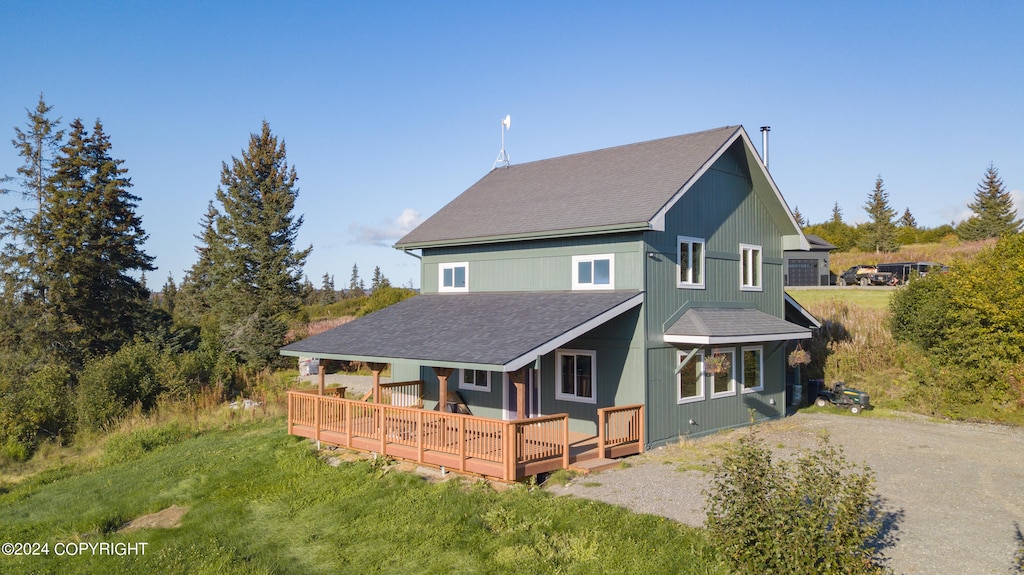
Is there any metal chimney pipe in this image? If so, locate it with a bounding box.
[760,126,770,170]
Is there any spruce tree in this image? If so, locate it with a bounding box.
[176,202,224,325]
[319,272,336,305]
[792,206,806,228]
[348,263,365,298]
[1,95,64,306]
[899,208,917,228]
[42,119,154,362]
[370,266,389,292]
[830,202,844,224]
[957,164,1022,240]
[860,176,898,253]
[197,121,311,368]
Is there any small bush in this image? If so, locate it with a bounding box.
[1,437,29,463]
[77,343,166,431]
[704,433,887,574]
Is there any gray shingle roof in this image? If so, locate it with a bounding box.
[664,307,811,345]
[280,291,643,371]
[395,126,740,248]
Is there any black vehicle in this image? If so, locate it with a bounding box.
[875,261,947,285]
[836,264,892,287]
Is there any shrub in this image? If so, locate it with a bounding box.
[77,342,166,431]
[704,433,887,575]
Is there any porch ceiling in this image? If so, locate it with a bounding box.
[280,291,644,372]
[664,306,812,345]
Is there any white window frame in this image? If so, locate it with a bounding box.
[555,349,597,404]
[438,262,469,292]
[677,236,706,289]
[459,368,491,392]
[740,244,762,291]
[571,254,615,290]
[677,349,705,404]
[709,348,737,399]
[741,345,764,393]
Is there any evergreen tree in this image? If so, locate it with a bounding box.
[370,266,389,292]
[0,95,64,307]
[176,202,223,324]
[792,206,806,228]
[160,273,177,314]
[348,263,365,298]
[860,175,898,253]
[319,272,336,305]
[899,208,917,228]
[830,202,844,224]
[957,164,1022,241]
[195,121,310,368]
[41,118,155,362]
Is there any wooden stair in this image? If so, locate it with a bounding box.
[569,457,620,474]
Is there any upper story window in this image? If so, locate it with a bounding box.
[572,254,614,290]
[555,349,597,404]
[740,244,762,291]
[459,369,490,392]
[439,262,468,292]
[678,236,705,289]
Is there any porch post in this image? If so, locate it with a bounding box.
[509,367,527,420]
[433,367,454,411]
[318,359,327,395]
[367,362,387,403]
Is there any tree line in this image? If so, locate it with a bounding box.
[0,96,407,459]
[794,169,1021,253]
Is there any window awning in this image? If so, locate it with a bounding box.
[664,307,812,346]
[280,291,644,373]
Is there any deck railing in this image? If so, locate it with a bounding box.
[287,391,569,481]
[597,404,645,458]
[378,380,424,407]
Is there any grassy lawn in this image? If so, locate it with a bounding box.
[0,418,727,575]
[786,287,894,310]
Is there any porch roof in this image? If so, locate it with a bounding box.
[280,290,644,372]
[664,307,812,345]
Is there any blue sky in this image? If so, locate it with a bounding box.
[2,1,1022,289]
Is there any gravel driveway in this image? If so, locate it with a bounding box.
[551,411,1024,575]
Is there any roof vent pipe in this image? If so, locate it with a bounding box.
[760,126,770,170]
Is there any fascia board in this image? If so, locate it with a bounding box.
[394,222,651,250]
[664,331,811,345]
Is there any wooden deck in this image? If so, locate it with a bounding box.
[287,389,644,482]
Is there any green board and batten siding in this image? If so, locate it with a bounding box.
[643,142,788,446]
[420,235,646,293]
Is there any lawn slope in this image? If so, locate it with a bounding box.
[0,418,726,575]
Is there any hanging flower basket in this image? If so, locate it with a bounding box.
[705,353,731,375]
[788,344,811,367]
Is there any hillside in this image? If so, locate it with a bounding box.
[829,238,996,275]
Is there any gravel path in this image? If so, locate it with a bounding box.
[551,411,1024,575]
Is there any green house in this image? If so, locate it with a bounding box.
[281,125,815,479]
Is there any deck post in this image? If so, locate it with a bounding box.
[318,359,326,395]
[432,367,454,411]
[597,408,606,458]
[345,401,353,449]
[368,362,387,403]
[287,393,293,435]
[562,416,570,470]
[505,422,515,481]
[379,406,387,456]
[458,416,466,472]
[509,367,527,420]
[638,405,645,454]
[314,395,321,444]
[416,410,424,463]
